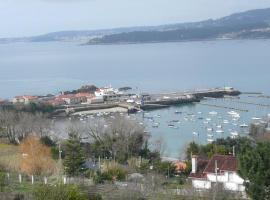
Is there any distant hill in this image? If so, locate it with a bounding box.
[87,8,270,44]
[1,8,270,44]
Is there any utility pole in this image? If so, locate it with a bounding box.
[213,160,218,200]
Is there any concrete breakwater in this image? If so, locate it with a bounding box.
[51,88,241,117]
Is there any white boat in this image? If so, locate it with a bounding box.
[168,124,175,128]
[252,117,261,120]
[126,99,135,103]
[216,125,222,129]
[192,132,198,136]
[209,111,218,115]
[216,129,224,133]
[152,123,159,128]
[240,123,249,128]
[207,134,214,137]
[223,120,229,124]
[230,131,239,137]
[203,121,209,124]
[207,128,213,132]
[207,138,214,143]
[206,118,211,121]
[228,111,238,115]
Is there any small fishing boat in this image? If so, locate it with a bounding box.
[168,124,175,128]
[209,111,218,115]
[192,132,198,136]
[207,128,213,132]
[230,131,239,136]
[216,125,222,129]
[240,123,248,128]
[216,129,224,133]
[175,111,182,114]
[207,138,214,143]
[252,117,261,120]
[223,120,229,124]
[152,123,159,128]
[207,134,214,137]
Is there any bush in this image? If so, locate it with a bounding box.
[93,167,127,183]
[101,167,127,181]
[32,184,88,200]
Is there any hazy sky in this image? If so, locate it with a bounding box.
[1,0,270,38]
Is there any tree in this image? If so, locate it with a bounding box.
[0,110,51,143]
[20,136,55,175]
[63,130,86,177]
[238,142,270,200]
[86,117,148,163]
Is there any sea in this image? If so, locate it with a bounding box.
[1,39,270,158]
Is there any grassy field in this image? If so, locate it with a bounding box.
[0,143,20,171]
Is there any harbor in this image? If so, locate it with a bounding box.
[50,86,241,117]
[3,84,270,158]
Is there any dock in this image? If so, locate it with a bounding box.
[50,87,241,117]
[140,87,241,110]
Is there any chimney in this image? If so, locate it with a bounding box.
[192,155,198,173]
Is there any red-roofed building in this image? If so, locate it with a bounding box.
[173,161,187,173]
[47,99,66,106]
[12,95,38,104]
[75,93,95,103]
[188,154,245,192]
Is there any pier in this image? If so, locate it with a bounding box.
[140,87,241,110]
[50,87,241,117]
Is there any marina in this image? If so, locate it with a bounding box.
[52,91,270,159]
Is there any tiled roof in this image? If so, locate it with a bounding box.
[204,155,237,174]
[75,93,94,98]
[189,154,237,179]
[189,159,208,179]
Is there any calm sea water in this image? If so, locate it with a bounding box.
[1,40,270,158]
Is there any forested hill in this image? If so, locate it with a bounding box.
[87,8,270,45]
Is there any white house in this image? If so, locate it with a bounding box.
[12,96,38,104]
[189,154,245,192]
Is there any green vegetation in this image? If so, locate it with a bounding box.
[238,142,270,200]
[63,131,86,177]
[32,184,88,200]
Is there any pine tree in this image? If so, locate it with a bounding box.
[63,131,86,177]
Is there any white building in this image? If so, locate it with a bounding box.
[95,86,115,97]
[189,155,245,192]
[12,96,38,104]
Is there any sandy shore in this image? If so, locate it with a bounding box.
[71,107,128,115]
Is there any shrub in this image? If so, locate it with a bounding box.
[32,184,88,200]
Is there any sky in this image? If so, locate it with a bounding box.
[1,0,270,38]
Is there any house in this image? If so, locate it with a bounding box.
[47,99,66,106]
[189,154,245,192]
[87,96,104,104]
[75,93,94,103]
[12,96,38,104]
[0,98,7,106]
[57,94,81,105]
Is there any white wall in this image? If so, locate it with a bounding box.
[192,180,211,189]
